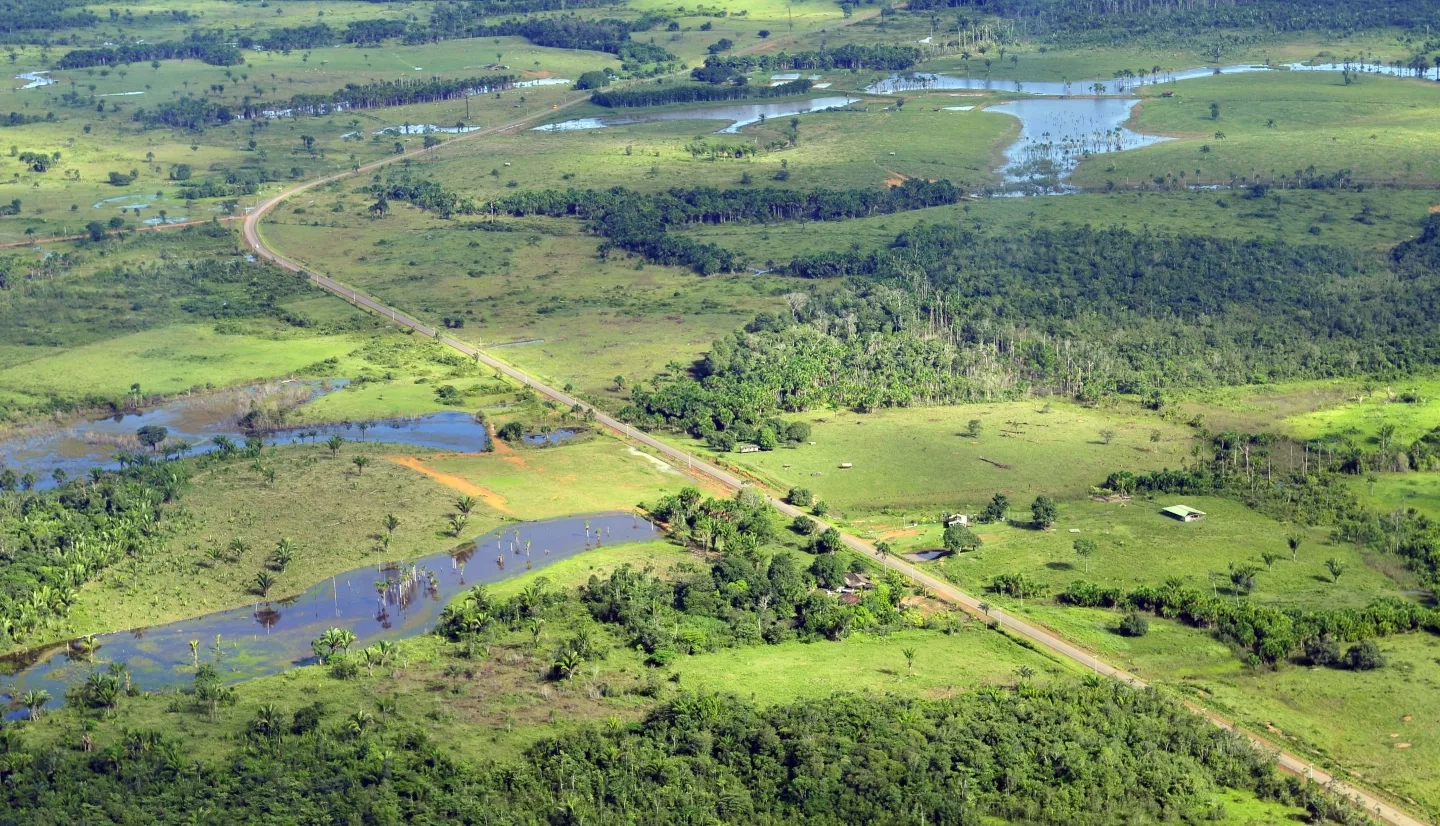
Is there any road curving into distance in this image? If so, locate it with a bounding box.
[242,84,1430,826]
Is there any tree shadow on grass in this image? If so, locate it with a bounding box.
[1045,561,1074,571]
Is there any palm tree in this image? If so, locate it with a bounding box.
[107,661,132,693]
[384,513,400,537]
[253,570,278,598]
[228,537,251,561]
[251,703,285,743]
[449,513,469,537]
[455,495,476,515]
[270,538,296,571]
[346,709,375,737]
[902,647,917,676]
[327,435,344,456]
[188,639,201,668]
[1325,558,1346,583]
[362,646,384,676]
[352,455,370,475]
[21,689,51,720]
[1286,533,1302,561]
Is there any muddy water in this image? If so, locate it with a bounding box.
[1,512,659,716]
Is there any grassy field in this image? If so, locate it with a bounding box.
[915,495,1407,611]
[1020,604,1440,821]
[1071,70,1440,187]
[51,433,702,646]
[258,204,806,400]
[680,399,1197,519]
[417,101,1017,198]
[0,37,605,244]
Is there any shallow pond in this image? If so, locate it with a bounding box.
[0,385,490,489]
[1,512,659,715]
[533,95,856,134]
[987,97,1169,184]
[522,428,581,446]
[15,71,54,90]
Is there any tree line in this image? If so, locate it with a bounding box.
[371,176,965,273]
[592,78,813,108]
[692,43,921,80]
[1,0,97,35]
[54,33,242,69]
[1061,577,1435,669]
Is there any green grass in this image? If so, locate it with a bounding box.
[1018,605,1440,821]
[258,204,804,400]
[674,623,1073,705]
[1071,70,1440,188]
[0,323,355,406]
[682,399,1196,519]
[917,495,1405,612]
[1352,473,1440,521]
[426,101,1015,198]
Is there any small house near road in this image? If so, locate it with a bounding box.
[1162,505,1207,522]
[945,513,970,527]
[843,572,873,590]
[738,443,761,454]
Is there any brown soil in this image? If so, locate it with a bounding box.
[388,455,512,514]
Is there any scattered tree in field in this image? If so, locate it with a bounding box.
[1209,102,1219,120]
[384,513,400,537]
[943,522,981,554]
[792,514,818,535]
[1286,534,1302,561]
[1345,639,1384,670]
[1118,610,1149,637]
[1031,495,1057,529]
[270,538,297,571]
[327,435,344,456]
[1073,537,1097,573]
[1099,428,1115,445]
[1260,551,1283,571]
[812,500,829,517]
[456,495,476,515]
[253,571,278,598]
[902,646,917,676]
[966,418,982,437]
[1325,557,1346,583]
[786,487,814,507]
[1228,562,1260,595]
[352,455,370,474]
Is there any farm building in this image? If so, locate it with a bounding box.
[738,444,761,453]
[1162,505,1207,522]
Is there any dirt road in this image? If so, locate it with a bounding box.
[240,73,1429,826]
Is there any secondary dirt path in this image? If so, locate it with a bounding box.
[239,60,1429,826]
[386,455,511,514]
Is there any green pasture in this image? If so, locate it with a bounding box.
[0,323,355,409]
[1352,473,1440,521]
[1071,71,1440,187]
[917,495,1405,612]
[1280,377,1440,446]
[690,399,1195,517]
[0,38,601,244]
[915,37,1412,85]
[682,187,1437,261]
[408,100,1015,199]
[1021,604,1440,821]
[258,204,803,399]
[674,623,1073,705]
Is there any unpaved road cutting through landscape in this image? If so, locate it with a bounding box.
[242,78,1430,826]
